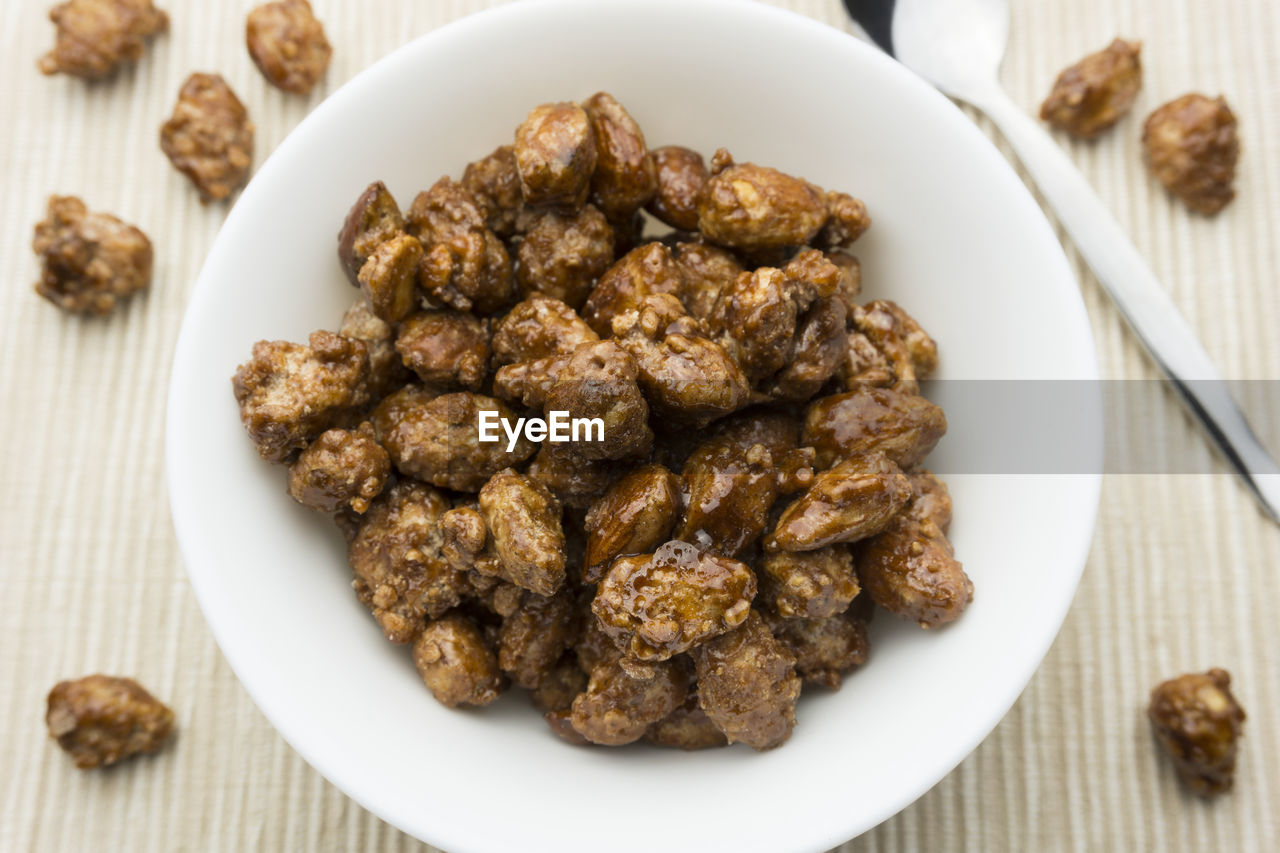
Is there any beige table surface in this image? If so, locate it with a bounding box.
[2,0,1278,850]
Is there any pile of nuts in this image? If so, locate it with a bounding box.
[231,91,972,751]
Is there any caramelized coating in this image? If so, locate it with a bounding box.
[38,0,168,79]
[407,177,514,314]
[581,242,685,336]
[569,658,688,746]
[803,386,947,470]
[478,469,566,597]
[160,73,254,203]
[232,331,369,463]
[530,655,589,712]
[814,191,871,250]
[516,205,614,308]
[648,146,709,232]
[612,294,751,426]
[348,481,464,642]
[768,295,848,401]
[238,94,969,749]
[583,464,682,582]
[767,610,869,689]
[440,505,492,573]
[372,389,535,491]
[461,145,525,237]
[574,605,625,673]
[711,249,841,382]
[287,423,389,514]
[1142,94,1240,215]
[675,413,802,556]
[514,102,597,209]
[673,241,743,322]
[46,675,174,769]
[337,181,405,287]
[767,453,911,551]
[490,294,598,366]
[339,298,410,401]
[395,309,489,389]
[908,469,953,531]
[526,444,621,509]
[412,614,503,708]
[848,300,939,394]
[593,540,756,662]
[583,92,657,220]
[245,0,331,95]
[495,339,653,461]
[758,546,860,619]
[644,690,728,750]
[1040,39,1142,139]
[856,471,971,628]
[357,231,422,324]
[498,589,578,689]
[827,250,862,307]
[693,612,800,750]
[31,195,152,316]
[697,155,829,251]
[1148,669,1247,796]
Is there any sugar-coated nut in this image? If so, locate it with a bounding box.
[348,481,465,643]
[514,102,597,209]
[593,540,757,662]
[1142,94,1240,215]
[160,73,254,202]
[583,464,681,581]
[697,160,828,251]
[38,0,168,79]
[693,612,800,750]
[767,454,912,551]
[804,386,947,470]
[412,614,503,708]
[647,146,709,232]
[1040,38,1142,139]
[232,330,370,463]
[32,195,153,315]
[855,472,972,628]
[337,181,405,287]
[287,424,389,514]
[246,0,332,94]
[479,469,567,597]
[1148,668,1246,796]
[46,675,175,769]
[569,658,687,746]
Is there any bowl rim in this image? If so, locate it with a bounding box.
[166,1,1102,850]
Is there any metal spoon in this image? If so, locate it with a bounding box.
[842,0,1280,523]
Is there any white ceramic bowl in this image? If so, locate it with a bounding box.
[166,1,1101,850]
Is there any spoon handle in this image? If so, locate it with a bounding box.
[964,85,1280,522]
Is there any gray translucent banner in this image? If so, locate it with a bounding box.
[920,380,1280,474]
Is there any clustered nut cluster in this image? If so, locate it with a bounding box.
[31,0,333,316]
[230,90,974,752]
[1039,38,1241,215]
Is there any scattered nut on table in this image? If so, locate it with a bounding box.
[160,73,255,202]
[46,675,175,769]
[38,0,168,80]
[1148,668,1246,796]
[1040,38,1143,139]
[1142,93,1240,215]
[246,0,332,95]
[32,195,153,315]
